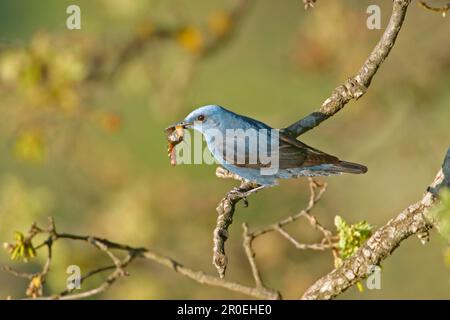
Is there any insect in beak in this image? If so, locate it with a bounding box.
[165,124,188,166]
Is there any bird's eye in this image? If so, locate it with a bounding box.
[197,115,205,121]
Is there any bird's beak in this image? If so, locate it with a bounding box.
[164,121,193,133]
[179,121,194,129]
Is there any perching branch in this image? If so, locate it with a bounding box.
[302,147,450,300]
[213,171,339,278]
[283,0,411,137]
[213,171,260,278]
[212,0,412,278]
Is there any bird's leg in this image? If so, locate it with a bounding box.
[242,185,266,196]
[230,184,265,207]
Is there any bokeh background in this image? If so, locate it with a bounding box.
[0,0,449,299]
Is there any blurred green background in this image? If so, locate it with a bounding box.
[0,0,449,299]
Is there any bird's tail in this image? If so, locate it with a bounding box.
[330,160,368,174]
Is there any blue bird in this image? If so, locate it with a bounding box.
[171,105,367,186]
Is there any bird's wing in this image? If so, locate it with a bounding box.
[277,133,339,169]
[218,131,339,169]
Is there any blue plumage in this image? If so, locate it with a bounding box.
[175,105,367,186]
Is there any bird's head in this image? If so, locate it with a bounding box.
[176,105,226,134]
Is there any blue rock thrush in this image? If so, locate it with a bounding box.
[169,105,367,186]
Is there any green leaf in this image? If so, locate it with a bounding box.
[7,231,37,262]
[335,215,373,260]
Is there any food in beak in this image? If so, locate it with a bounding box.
[165,125,185,165]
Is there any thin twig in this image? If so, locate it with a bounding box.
[248,179,337,258]
[0,265,34,280]
[418,1,449,17]
[250,179,328,238]
[53,254,135,300]
[274,226,332,251]
[284,0,412,137]
[140,249,280,300]
[2,221,280,300]
[58,265,117,297]
[242,223,264,288]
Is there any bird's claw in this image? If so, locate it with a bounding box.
[229,185,265,207]
[230,187,249,206]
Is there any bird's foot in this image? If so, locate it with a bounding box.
[229,185,265,207]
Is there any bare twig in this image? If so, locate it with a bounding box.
[54,254,135,300]
[55,230,280,299]
[58,264,117,297]
[284,0,412,137]
[140,248,280,300]
[251,179,328,238]
[302,147,450,300]
[0,265,34,280]
[248,179,337,256]
[274,226,333,251]
[2,220,280,300]
[242,223,264,288]
[418,1,449,17]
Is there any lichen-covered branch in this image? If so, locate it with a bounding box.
[214,173,339,280]
[302,147,450,300]
[284,0,412,137]
[213,169,260,278]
